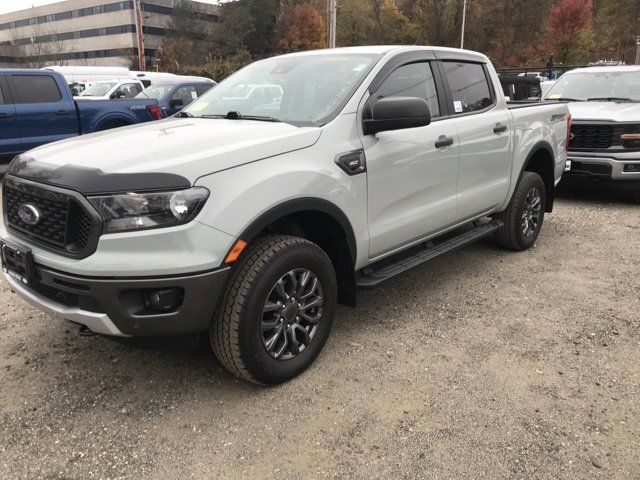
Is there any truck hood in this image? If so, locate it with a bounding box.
[11,118,322,193]
[568,101,640,123]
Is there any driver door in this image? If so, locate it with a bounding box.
[360,61,460,258]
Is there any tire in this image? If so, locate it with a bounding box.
[494,171,546,251]
[210,235,337,385]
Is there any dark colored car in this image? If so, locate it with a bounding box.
[137,81,215,117]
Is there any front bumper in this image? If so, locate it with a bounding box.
[4,264,230,337]
[566,153,640,184]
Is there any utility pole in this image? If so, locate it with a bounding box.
[327,0,336,48]
[133,0,146,71]
[460,0,467,49]
[635,36,640,65]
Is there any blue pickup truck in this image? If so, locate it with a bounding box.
[0,69,162,160]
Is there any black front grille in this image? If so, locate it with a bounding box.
[569,124,614,149]
[3,177,100,257]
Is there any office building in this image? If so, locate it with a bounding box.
[0,0,219,68]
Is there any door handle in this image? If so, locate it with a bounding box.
[55,109,71,115]
[0,112,13,119]
[493,124,507,134]
[435,136,454,149]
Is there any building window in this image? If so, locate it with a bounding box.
[55,11,73,21]
[57,32,75,41]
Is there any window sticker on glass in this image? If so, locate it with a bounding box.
[189,101,209,112]
[191,91,197,100]
[454,100,463,113]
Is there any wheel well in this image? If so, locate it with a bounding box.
[98,119,131,131]
[523,147,555,212]
[246,210,357,307]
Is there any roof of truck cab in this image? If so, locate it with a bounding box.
[1,69,62,74]
[281,45,487,59]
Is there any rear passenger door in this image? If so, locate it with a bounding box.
[0,75,21,158]
[8,73,77,151]
[438,60,512,220]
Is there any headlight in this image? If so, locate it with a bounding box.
[88,187,209,234]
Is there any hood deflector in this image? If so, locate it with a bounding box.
[7,156,191,195]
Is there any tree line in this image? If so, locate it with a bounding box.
[159,0,640,80]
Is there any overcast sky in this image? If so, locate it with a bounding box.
[0,0,220,15]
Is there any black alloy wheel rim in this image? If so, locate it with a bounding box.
[261,268,324,360]
[521,187,542,238]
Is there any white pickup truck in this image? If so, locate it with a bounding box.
[543,66,640,193]
[0,46,570,384]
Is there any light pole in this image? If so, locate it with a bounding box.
[327,0,336,48]
[460,0,467,49]
[133,0,146,71]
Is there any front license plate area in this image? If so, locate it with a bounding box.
[1,241,36,285]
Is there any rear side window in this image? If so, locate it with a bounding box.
[12,75,62,104]
[195,84,213,96]
[442,62,493,114]
[172,86,197,104]
[373,62,440,118]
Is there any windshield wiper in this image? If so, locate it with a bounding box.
[175,111,193,118]
[200,111,282,122]
[547,97,584,102]
[587,97,635,102]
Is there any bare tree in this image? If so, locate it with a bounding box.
[46,25,78,66]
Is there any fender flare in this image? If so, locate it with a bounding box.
[238,197,357,265]
[92,113,136,132]
[518,140,556,212]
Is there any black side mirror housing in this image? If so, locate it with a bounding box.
[363,96,431,135]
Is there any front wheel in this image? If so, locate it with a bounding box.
[210,235,337,385]
[494,171,546,251]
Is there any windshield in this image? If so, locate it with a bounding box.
[544,70,640,101]
[79,82,117,97]
[183,53,381,126]
[137,84,175,100]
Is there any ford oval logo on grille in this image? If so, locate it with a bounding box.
[18,203,41,226]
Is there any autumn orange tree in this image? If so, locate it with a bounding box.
[158,0,639,76]
[277,3,326,53]
[545,0,594,63]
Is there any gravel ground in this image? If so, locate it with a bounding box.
[0,188,638,480]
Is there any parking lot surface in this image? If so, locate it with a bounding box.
[0,189,638,480]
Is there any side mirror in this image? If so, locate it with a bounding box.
[170,98,184,109]
[363,96,431,135]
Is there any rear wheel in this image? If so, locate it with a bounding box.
[210,235,337,385]
[494,171,546,251]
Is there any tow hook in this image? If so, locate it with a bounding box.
[78,324,97,337]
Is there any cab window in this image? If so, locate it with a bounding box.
[442,62,493,114]
[371,62,440,118]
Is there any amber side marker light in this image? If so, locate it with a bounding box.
[621,134,640,140]
[225,239,247,263]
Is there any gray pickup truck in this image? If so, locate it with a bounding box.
[543,66,640,193]
[1,46,570,384]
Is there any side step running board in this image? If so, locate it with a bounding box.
[357,219,503,289]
